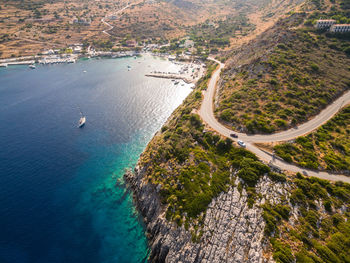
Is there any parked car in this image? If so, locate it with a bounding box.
[237,140,246,147]
[230,133,238,138]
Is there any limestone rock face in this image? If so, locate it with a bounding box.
[125,166,287,263]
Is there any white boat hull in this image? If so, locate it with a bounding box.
[78,116,86,128]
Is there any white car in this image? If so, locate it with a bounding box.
[237,140,246,147]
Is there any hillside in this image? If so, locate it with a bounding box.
[124,14,350,260]
[0,0,134,57]
[272,105,350,172]
[214,0,350,134]
[125,59,350,262]
[0,0,304,58]
[0,0,256,57]
[118,0,350,261]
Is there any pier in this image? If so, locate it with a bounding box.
[38,57,76,64]
[0,60,35,67]
[145,73,194,83]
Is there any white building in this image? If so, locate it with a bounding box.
[184,39,194,48]
[72,18,91,25]
[315,19,336,29]
[73,46,82,53]
[42,49,55,55]
[330,24,350,33]
[108,15,117,20]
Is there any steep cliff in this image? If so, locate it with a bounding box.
[126,165,290,263]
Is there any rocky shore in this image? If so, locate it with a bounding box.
[125,163,290,263]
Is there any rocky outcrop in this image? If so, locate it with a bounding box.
[125,165,289,263]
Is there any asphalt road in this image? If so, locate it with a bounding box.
[199,58,350,183]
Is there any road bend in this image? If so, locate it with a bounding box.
[199,58,350,183]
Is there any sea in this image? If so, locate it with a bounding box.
[0,55,192,263]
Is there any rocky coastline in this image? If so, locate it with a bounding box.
[125,163,290,263]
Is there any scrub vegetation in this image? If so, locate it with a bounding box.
[274,105,350,172]
[215,2,350,134]
[263,173,350,263]
[139,60,286,236]
[134,1,350,257]
[189,14,255,53]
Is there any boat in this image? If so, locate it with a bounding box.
[29,64,36,69]
[174,81,179,85]
[78,109,86,128]
[78,116,86,128]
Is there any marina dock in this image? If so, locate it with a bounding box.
[38,57,76,64]
[145,73,193,83]
[0,60,35,67]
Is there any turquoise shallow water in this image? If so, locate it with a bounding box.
[0,55,191,263]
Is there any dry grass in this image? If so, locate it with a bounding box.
[215,15,350,134]
[0,0,131,58]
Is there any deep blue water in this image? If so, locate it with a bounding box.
[0,55,191,263]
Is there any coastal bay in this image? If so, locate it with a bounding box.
[0,55,192,263]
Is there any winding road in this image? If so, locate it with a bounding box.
[101,1,144,36]
[199,59,350,183]
[101,4,132,36]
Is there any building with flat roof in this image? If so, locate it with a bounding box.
[315,19,336,29]
[72,18,91,25]
[330,24,350,33]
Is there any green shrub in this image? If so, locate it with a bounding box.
[217,138,232,153]
[324,200,332,212]
[314,241,341,263]
[310,63,320,72]
[268,172,287,182]
[275,119,288,128]
[295,250,316,263]
[190,114,203,129]
[220,109,234,122]
[237,158,270,186]
[271,239,294,263]
[270,78,278,85]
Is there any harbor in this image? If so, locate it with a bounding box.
[145,62,205,84]
[145,73,193,83]
[0,60,35,67]
[0,55,78,67]
[0,43,205,80]
[0,48,140,68]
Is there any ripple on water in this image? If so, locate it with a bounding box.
[0,56,192,263]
